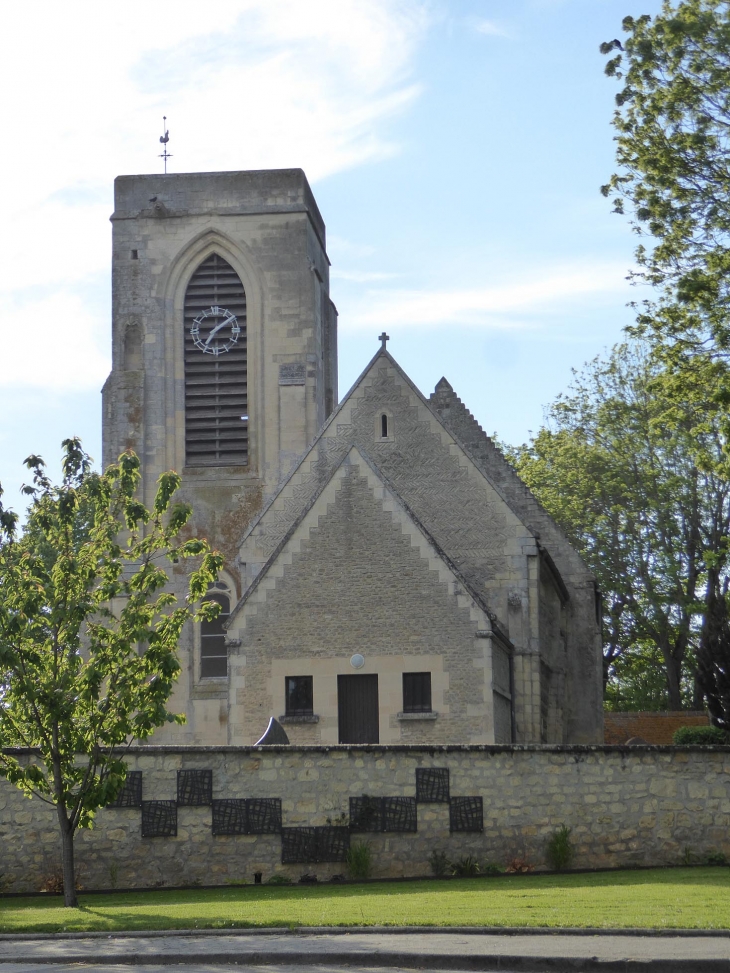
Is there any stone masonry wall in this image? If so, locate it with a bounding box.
[229,456,494,745]
[1,745,728,893]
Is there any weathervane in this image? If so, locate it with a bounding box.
[159,116,172,174]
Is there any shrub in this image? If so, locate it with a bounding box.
[673,725,729,745]
[706,851,729,866]
[266,874,292,885]
[546,825,574,871]
[482,862,504,875]
[451,855,480,878]
[428,850,450,878]
[346,841,373,880]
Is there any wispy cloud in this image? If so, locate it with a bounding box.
[343,262,633,330]
[473,19,511,38]
[0,0,432,393]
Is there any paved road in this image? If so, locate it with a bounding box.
[2,931,730,971]
[0,966,444,973]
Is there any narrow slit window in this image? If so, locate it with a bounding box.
[381,414,388,438]
[200,592,230,678]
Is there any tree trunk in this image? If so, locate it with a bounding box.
[56,804,78,908]
[665,654,683,711]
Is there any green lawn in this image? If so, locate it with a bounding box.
[1,868,729,933]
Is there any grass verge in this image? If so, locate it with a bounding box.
[1,868,729,933]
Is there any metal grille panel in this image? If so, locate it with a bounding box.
[416,768,450,803]
[109,771,142,808]
[247,798,282,834]
[449,796,483,833]
[349,796,417,833]
[349,796,382,832]
[315,827,350,862]
[212,799,247,835]
[281,826,349,863]
[177,769,213,806]
[281,827,317,864]
[382,797,417,832]
[141,801,177,837]
[184,253,248,466]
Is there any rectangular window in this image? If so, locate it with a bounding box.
[200,593,230,678]
[285,675,314,716]
[402,671,432,713]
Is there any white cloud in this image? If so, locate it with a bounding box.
[474,19,510,38]
[0,0,430,392]
[0,293,109,391]
[343,262,633,330]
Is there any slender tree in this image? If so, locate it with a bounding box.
[0,440,221,906]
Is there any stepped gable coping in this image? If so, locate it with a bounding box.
[429,378,594,583]
[227,443,512,650]
[237,347,541,556]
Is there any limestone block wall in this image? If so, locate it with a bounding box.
[229,456,503,746]
[2,745,729,894]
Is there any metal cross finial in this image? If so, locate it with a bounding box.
[159,116,172,174]
[379,332,390,350]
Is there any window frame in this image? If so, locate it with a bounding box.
[199,582,231,680]
[402,671,432,714]
[285,675,314,717]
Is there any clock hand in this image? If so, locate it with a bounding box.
[203,315,231,347]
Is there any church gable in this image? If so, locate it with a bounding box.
[227,447,506,746]
[239,350,536,621]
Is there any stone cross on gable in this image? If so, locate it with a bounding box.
[379,332,389,350]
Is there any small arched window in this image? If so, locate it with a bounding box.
[200,583,231,678]
[376,410,393,442]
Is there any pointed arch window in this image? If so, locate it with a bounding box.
[184,253,248,466]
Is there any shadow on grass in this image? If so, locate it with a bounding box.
[0,868,727,934]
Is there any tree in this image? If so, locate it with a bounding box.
[601,0,730,333]
[0,440,222,906]
[601,1,730,721]
[507,343,730,710]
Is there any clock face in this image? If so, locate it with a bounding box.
[190,306,241,356]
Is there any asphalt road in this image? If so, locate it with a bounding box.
[3,930,730,971]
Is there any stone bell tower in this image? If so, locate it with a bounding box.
[102,168,338,564]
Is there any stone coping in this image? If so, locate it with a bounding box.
[3,743,730,756]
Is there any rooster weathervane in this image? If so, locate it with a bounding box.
[159,116,172,174]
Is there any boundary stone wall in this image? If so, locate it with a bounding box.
[1,744,729,892]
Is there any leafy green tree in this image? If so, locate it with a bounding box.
[0,440,221,906]
[601,0,730,329]
[508,343,730,711]
[601,1,730,721]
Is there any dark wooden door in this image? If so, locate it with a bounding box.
[338,674,379,744]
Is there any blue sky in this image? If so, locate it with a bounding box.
[0,0,664,509]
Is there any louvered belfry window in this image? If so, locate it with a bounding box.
[184,254,248,466]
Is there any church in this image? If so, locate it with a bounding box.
[102,168,603,748]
